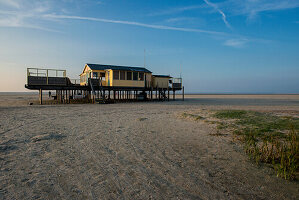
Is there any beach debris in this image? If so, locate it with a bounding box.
[0,144,17,153]
[31,133,66,142]
[138,117,147,121]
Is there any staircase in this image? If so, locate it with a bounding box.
[159,90,167,101]
[88,78,106,103]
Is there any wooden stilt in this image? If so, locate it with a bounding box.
[66,90,68,104]
[56,90,58,103]
[158,89,161,100]
[151,87,153,100]
[167,88,170,101]
[173,90,175,101]
[39,89,43,105]
[60,90,62,103]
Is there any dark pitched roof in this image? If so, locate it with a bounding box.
[153,75,172,78]
[87,63,152,73]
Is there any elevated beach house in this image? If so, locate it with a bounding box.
[25,63,183,104]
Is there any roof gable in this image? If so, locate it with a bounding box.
[86,63,152,73]
[81,64,91,74]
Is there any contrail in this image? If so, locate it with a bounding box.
[43,14,229,36]
[203,0,231,29]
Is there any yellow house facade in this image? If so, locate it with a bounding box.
[80,64,152,88]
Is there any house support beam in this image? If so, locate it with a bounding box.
[173,90,175,101]
[39,89,43,105]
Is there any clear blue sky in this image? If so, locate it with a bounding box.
[0,0,298,93]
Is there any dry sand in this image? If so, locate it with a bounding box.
[0,93,299,199]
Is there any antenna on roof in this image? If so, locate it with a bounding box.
[144,49,146,68]
[180,61,182,79]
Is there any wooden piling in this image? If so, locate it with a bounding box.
[39,89,43,105]
[60,90,63,103]
[173,90,175,101]
[158,89,161,100]
[151,87,153,100]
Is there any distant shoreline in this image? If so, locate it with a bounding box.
[184,93,299,95]
[0,92,298,95]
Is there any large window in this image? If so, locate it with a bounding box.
[139,72,144,81]
[133,72,138,80]
[127,72,132,80]
[93,72,98,78]
[120,71,125,80]
[113,70,119,80]
[100,72,106,81]
[100,72,105,77]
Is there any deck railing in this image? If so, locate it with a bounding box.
[171,78,182,89]
[27,68,68,86]
[70,79,80,85]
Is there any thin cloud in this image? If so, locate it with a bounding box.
[0,0,20,8]
[0,13,61,32]
[149,5,205,16]
[224,0,299,20]
[224,38,248,48]
[43,14,228,36]
[0,1,60,32]
[203,0,231,29]
[165,17,197,23]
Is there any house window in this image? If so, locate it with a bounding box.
[139,72,144,81]
[100,72,105,77]
[127,72,132,80]
[133,72,138,80]
[120,71,125,80]
[113,70,119,80]
[100,72,106,81]
[93,72,98,78]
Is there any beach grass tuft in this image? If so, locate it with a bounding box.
[214,110,299,180]
[181,113,204,121]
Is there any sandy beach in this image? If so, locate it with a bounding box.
[0,93,298,199]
